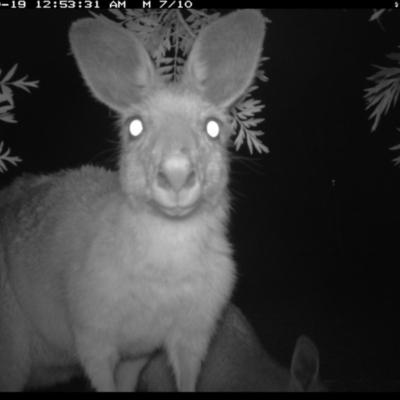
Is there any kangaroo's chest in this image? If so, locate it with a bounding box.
[73,211,233,354]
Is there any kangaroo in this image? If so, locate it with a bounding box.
[138,303,326,392]
[0,10,266,392]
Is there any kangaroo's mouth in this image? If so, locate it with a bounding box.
[157,204,198,218]
[152,179,202,217]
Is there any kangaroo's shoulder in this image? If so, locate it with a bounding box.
[0,167,118,233]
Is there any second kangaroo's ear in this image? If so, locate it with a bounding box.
[183,10,266,108]
[69,18,157,113]
[290,336,320,391]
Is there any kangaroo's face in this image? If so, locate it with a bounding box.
[69,11,265,219]
[118,88,231,218]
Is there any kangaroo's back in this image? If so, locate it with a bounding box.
[0,11,266,392]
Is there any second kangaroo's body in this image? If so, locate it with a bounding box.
[139,304,326,392]
[0,10,266,392]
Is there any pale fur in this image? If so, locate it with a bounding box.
[0,10,265,392]
[138,304,326,392]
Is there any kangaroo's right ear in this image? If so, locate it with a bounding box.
[183,10,266,108]
[69,18,158,113]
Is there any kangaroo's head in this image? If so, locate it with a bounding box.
[69,10,265,219]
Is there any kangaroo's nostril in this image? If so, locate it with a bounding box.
[156,171,170,190]
[185,170,196,189]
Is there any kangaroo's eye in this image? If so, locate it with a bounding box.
[129,118,144,138]
[206,119,220,139]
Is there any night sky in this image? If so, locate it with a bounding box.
[1,8,399,391]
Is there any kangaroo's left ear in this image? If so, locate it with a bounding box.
[182,10,266,108]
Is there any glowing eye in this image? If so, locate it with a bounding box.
[206,120,220,138]
[129,118,144,137]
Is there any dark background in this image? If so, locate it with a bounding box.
[1,8,399,392]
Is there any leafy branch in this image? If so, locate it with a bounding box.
[0,64,39,172]
[365,9,400,166]
[0,64,39,123]
[90,9,271,154]
[365,52,400,132]
[0,141,21,172]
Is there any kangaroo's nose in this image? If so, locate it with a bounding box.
[157,155,196,193]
